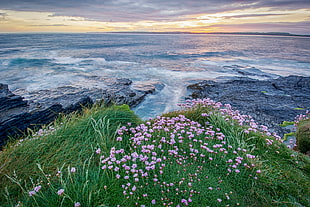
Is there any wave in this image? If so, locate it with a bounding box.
[8,58,50,67]
[143,50,245,60]
[53,56,107,65]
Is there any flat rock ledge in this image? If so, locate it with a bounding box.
[187,75,310,137]
[0,78,163,147]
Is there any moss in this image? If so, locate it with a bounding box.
[279,121,295,127]
[283,132,295,141]
[296,119,310,153]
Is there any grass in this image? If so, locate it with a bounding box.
[0,99,309,207]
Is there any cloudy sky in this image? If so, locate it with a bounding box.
[0,0,309,34]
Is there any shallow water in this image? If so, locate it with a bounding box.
[1,33,309,119]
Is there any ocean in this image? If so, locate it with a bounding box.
[0,33,309,119]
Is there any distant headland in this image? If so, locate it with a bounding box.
[106,31,310,37]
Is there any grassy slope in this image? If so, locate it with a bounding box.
[0,100,309,207]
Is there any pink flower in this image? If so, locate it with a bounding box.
[70,167,76,173]
[132,185,137,191]
[34,185,41,192]
[181,199,188,205]
[116,137,122,141]
[96,148,101,154]
[151,200,156,204]
[29,190,36,196]
[57,189,65,196]
[74,202,81,207]
[256,170,262,174]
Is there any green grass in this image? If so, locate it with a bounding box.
[0,100,309,207]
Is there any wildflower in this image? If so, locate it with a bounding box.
[181,199,188,205]
[132,185,137,192]
[56,170,62,177]
[70,167,76,173]
[96,148,101,154]
[29,190,36,196]
[57,189,65,196]
[217,198,222,202]
[116,137,122,141]
[34,185,41,192]
[74,202,81,207]
[256,170,262,174]
[151,200,156,204]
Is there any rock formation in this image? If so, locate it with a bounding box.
[187,75,310,136]
[0,78,163,147]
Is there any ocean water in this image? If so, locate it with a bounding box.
[0,33,309,119]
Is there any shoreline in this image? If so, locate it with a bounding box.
[1,75,309,148]
[187,75,310,137]
[0,78,162,147]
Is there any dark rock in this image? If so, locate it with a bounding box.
[187,75,310,136]
[0,78,162,147]
[0,84,28,120]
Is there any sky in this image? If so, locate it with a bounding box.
[0,0,309,34]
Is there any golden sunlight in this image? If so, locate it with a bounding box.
[0,7,309,33]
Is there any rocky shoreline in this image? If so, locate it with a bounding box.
[0,78,163,147]
[187,75,310,137]
[1,75,309,148]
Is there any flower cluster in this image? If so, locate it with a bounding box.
[13,125,59,148]
[294,110,310,125]
[99,112,261,206]
[179,98,282,143]
[28,185,42,196]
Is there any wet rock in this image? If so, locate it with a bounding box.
[187,75,310,136]
[0,78,162,147]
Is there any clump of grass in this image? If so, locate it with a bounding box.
[295,111,310,154]
[0,99,309,206]
[0,104,141,205]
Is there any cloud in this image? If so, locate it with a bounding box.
[1,0,309,22]
[223,13,288,19]
[30,24,68,27]
[0,12,8,21]
[205,21,310,35]
[0,0,309,34]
